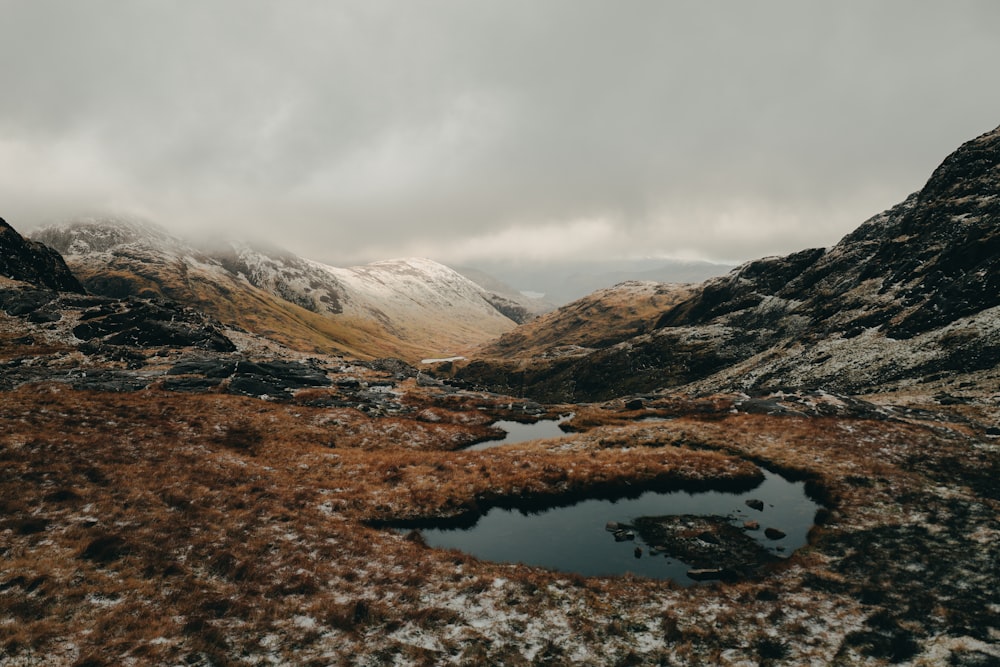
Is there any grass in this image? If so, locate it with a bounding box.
[0,376,997,665]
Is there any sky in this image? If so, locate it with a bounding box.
[2,1,1000,267]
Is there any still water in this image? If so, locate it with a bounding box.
[464,414,573,450]
[411,469,820,584]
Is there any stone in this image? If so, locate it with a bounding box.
[624,398,645,411]
[745,499,765,512]
[0,218,85,292]
[0,288,58,316]
[228,375,289,398]
[743,521,760,531]
[764,527,787,540]
[26,309,62,323]
[162,377,223,393]
[697,531,720,545]
[687,568,725,581]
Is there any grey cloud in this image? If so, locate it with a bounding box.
[2,1,999,265]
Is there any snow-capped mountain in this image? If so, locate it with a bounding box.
[450,124,1000,402]
[214,242,517,351]
[32,219,517,360]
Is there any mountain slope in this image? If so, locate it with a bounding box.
[476,281,696,360]
[451,124,1000,401]
[32,219,517,361]
[0,217,84,293]
[200,241,517,357]
[450,265,556,322]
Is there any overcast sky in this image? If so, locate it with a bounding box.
[2,1,999,266]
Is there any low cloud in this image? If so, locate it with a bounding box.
[2,1,999,266]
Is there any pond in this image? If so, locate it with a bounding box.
[402,469,822,584]
[464,414,573,450]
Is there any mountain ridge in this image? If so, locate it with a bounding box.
[446,124,1000,402]
[32,220,519,362]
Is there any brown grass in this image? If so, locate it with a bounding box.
[0,379,996,665]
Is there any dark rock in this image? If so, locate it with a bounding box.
[697,531,720,545]
[634,547,643,558]
[367,357,418,378]
[68,299,236,352]
[0,217,85,292]
[632,514,780,576]
[26,309,62,323]
[253,360,331,388]
[0,287,60,316]
[624,398,645,411]
[168,359,237,377]
[416,373,442,387]
[613,529,635,542]
[745,499,765,512]
[162,377,223,393]
[764,527,787,540]
[228,374,289,398]
[72,372,144,392]
[687,568,725,581]
[168,357,330,398]
[453,125,1000,400]
[103,320,234,351]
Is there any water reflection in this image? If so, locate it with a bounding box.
[465,414,573,450]
[406,470,820,584]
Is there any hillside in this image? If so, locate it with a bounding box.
[450,125,1000,402]
[0,209,996,665]
[33,220,517,362]
[475,281,696,360]
[1,119,999,665]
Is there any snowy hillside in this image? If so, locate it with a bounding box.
[32,219,517,359]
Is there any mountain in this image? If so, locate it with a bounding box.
[450,265,556,322]
[475,280,696,361]
[0,217,84,293]
[469,257,734,305]
[32,219,517,361]
[449,125,1000,402]
[3,138,1000,665]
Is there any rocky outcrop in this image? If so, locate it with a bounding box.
[72,299,235,352]
[166,356,332,399]
[453,125,1000,401]
[0,217,84,292]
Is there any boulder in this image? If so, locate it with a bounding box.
[745,499,765,512]
[764,527,787,540]
[0,218,85,292]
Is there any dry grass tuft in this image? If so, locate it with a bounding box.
[0,378,995,665]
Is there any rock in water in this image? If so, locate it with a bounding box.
[764,527,787,540]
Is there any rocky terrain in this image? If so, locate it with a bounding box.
[0,125,998,667]
[447,126,1000,404]
[33,218,521,362]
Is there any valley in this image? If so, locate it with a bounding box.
[1,124,999,666]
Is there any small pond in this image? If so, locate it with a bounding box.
[401,469,822,584]
[464,414,573,450]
